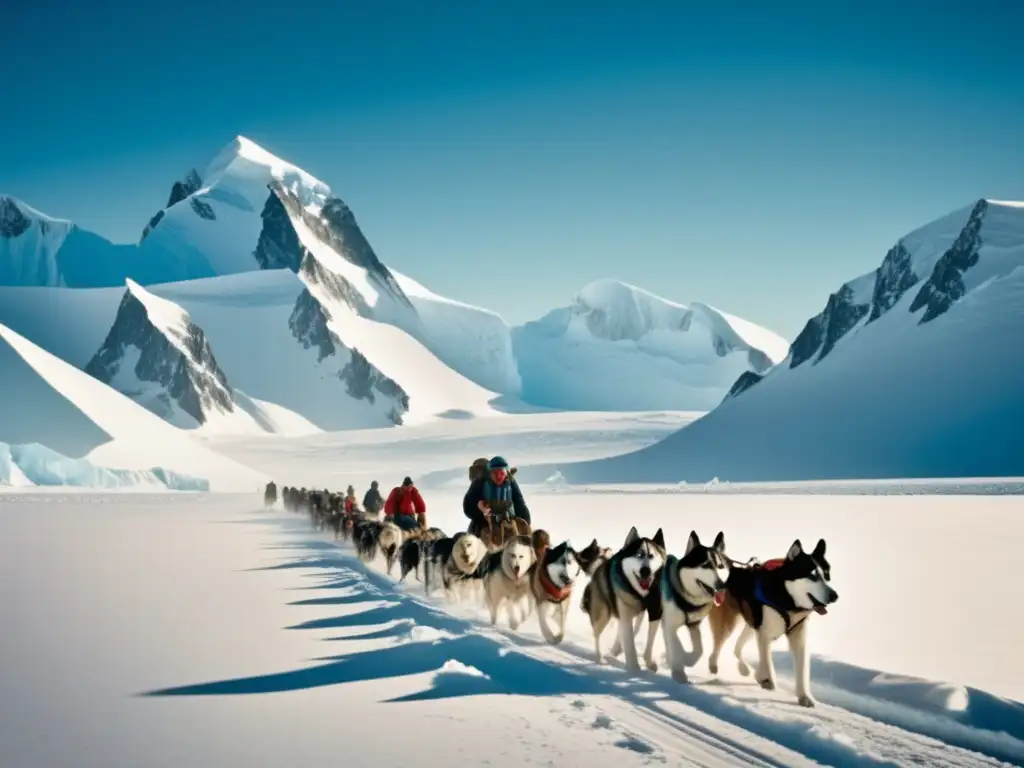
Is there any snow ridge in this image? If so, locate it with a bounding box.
[84,280,237,428]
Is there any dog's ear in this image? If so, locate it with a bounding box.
[712,531,726,553]
[786,539,804,560]
[624,526,639,546]
[812,538,826,560]
[589,538,598,550]
[653,528,666,550]
[685,530,700,555]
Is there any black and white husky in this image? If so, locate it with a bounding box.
[645,530,729,681]
[708,538,839,707]
[581,526,666,671]
[529,541,582,644]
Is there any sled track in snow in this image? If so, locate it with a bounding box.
[170,509,1023,768]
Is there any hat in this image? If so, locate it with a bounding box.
[402,476,414,486]
[371,480,378,488]
[488,456,509,470]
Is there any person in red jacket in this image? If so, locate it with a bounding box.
[384,477,425,531]
[343,485,357,515]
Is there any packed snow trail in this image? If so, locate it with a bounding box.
[147,507,1021,768]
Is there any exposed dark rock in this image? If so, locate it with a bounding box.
[168,169,203,208]
[722,370,764,403]
[288,288,335,362]
[910,200,987,324]
[141,210,165,241]
[789,313,825,369]
[868,241,917,322]
[790,283,869,368]
[189,196,216,221]
[84,287,234,424]
[340,348,409,424]
[265,181,411,307]
[140,169,203,242]
[299,252,371,314]
[253,187,309,272]
[818,284,869,361]
[287,286,408,422]
[0,197,31,238]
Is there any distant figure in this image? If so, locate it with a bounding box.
[362,480,384,515]
[344,485,358,515]
[263,481,277,508]
[385,477,426,531]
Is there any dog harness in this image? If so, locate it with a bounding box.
[536,547,573,603]
[660,555,711,627]
[750,558,807,633]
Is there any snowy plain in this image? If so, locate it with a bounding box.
[3,412,1022,767]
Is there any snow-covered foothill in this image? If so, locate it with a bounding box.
[550,200,1024,483]
[512,279,788,411]
[0,322,265,491]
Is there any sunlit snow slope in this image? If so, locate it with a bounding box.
[551,200,1024,483]
[0,323,265,490]
[512,279,788,411]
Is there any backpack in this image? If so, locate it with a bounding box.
[469,458,489,481]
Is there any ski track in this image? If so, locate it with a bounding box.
[193,507,1018,768]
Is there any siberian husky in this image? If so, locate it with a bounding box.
[653,530,729,682]
[378,522,402,576]
[481,535,537,629]
[575,538,612,576]
[529,540,581,644]
[708,538,839,707]
[426,532,488,598]
[581,526,666,671]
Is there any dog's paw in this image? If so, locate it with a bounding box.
[609,642,623,657]
[737,659,751,677]
[509,620,521,631]
[671,668,689,684]
[757,677,776,691]
[552,634,564,645]
[625,661,642,674]
[708,660,719,675]
[645,658,658,673]
[796,694,816,708]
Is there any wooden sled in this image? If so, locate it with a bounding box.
[478,503,532,551]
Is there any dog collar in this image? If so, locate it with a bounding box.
[537,554,573,602]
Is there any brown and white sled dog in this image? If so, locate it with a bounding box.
[575,538,613,577]
[581,526,665,671]
[378,521,403,576]
[430,532,489,598]
[708,538,839,707]
[481,535,536,629]
[529,541,582,644]
[653,530,729,682]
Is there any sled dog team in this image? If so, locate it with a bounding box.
[276,484,838,708]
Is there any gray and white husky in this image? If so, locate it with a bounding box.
[481,535,537,629]
[647,530,730,681]
[708,538,839,707]
[581,526,666,671]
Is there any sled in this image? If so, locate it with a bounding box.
[478,500,531,551]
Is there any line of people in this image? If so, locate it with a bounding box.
[274,454,533,535]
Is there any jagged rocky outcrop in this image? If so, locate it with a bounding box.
[910,200,987,324]
[0,197,32,238]
[141,169,204,241]
[84,286,234,424]
[868,242,916,322]
[790,284,870,368]
[189,196,216,221]
[287,284,408,423]
[722,370,764,403]
[256,182,412,307]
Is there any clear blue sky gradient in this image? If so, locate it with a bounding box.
[4,0,1022,338]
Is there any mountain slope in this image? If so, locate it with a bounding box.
[0,323,264,490]
[84,280,256,430]
[547,200,1024,483]
[512,279,788,411]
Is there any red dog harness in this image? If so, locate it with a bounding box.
[536,547,573,602]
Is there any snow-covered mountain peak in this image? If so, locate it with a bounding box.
[512,280,787,411]
[201,135,331,212]
[0,195,75,286]
[1,196,72,234]
[84,280,237,428]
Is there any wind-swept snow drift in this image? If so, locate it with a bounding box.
[0,323,265,490]
[512,279,788,411]
[553,200,1024,483]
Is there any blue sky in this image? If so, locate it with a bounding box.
[4,0,1022,338]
